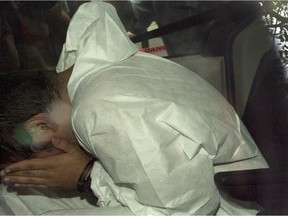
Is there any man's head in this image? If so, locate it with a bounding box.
[0,70,74,166]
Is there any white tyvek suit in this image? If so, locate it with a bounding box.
[56,1,268,215]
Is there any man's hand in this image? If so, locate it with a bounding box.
[0,137,91,190]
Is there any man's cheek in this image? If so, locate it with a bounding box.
[29,130,54,152]
[32,131,52,145]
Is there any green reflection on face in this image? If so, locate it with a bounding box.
[12,123,33,147]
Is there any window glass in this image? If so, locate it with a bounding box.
[1,1,287,72]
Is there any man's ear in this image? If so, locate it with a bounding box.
[25,113,58,133]
[13,113,58,148]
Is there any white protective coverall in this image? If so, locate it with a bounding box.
[0,1,268,215]
[56,1,268,215]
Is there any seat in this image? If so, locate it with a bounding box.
[129,2,288,213]
[214,12,288,216]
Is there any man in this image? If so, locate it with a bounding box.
[1,1,268,215]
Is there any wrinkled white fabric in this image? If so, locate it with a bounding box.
[56,1,268,215]
[57,0,138,100]
[0,183,98,215]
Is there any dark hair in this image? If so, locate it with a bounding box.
[0,70,58,164]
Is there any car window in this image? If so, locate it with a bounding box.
[1,1,286,69]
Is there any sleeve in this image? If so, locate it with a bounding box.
[72,96,221,215]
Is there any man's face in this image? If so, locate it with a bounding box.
[13,100,78,158]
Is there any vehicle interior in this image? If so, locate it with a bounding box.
[1,1,288,215]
